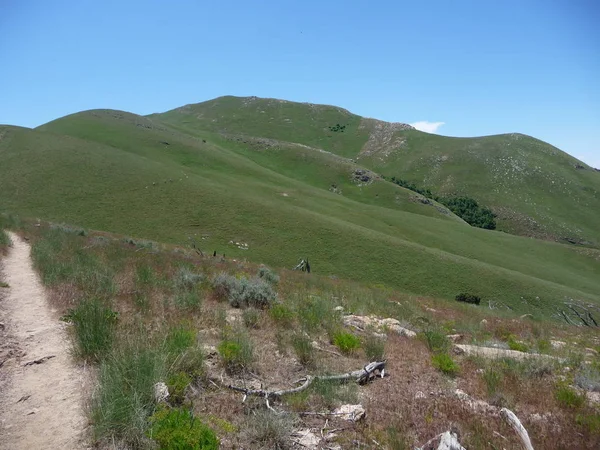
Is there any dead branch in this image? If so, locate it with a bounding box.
[226,360,386,400]
[23,355,55,366]
[500,407,534,450]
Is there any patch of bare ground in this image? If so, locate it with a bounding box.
[0,232,89,449]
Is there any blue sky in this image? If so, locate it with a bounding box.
[1,0,598,166]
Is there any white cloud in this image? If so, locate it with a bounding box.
[410,121,445,133]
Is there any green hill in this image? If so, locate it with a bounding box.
[0,99,599,320]
[153,96,600,246]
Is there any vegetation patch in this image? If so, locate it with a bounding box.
[455,292,481,305]
[218,329,254,373]
[431,352,460,377]
[555,383,586,409]
[332,331,361,355]
[148,407,219,450]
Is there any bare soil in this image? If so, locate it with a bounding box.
[0,232,89,449]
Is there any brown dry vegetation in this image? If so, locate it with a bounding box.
[3,218,600,449]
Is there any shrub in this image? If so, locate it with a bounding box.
[422,329,450,354]
[269,303,295,326]
[507,336,529,353]
[332,331,361,355]
[363,334,386,361]
[438,196,497,230]
[212,273,277,309]
[167,372,192,405]
[242,308,261,329]
[575,364,600,392]
[65,298,117,362]
[92,341,167,446]
[291,333,315,367]
[50,222,88,236]
[455,293,481,305]
[431,353,460,376]
[298,295,335,333]
[555,384,586,409]
[257,266,280,285]
[218,330,254,373]
[537,339,552,354]
[148,407,219,450]
[174,267,205,291]
[577,412,600,435]
[229,277,277,309]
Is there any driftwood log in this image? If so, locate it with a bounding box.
[227,360,386,401]
[500,407,534,450]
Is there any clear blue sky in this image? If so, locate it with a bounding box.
[1,0,598,166]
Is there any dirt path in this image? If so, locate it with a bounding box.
[0,232,89,449]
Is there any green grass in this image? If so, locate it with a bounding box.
[431,353,460,377]
[148,407,219,450]
[2,97,600,321]
[555,384,586,409]
[64,298,117,362]
[332,331,361,355]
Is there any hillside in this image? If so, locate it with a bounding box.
[0,101,598,321]
[153,96,600,246]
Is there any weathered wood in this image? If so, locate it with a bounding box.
[226,361,386,400]
[500,407,534,450]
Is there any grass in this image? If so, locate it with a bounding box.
[0,100,598,321]
[291,332,316,367]
[431,353,460,377]
[148,407,219,450]
[332,330,361,355]
[363,334,386,361]
[555,383,586,409]
[218,328,254,373]
[64,297,117,361]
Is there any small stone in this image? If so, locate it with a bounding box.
[447,334,462,342]
[334,306,344,312]
[480,319,488,326]
[550,340,566,349]
[334,404,365,422]
[415,391,426,400]
[154,382,169,403]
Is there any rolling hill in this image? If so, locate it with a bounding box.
[153,96,600,246]
[1,97,599,320]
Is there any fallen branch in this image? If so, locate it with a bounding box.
[500,407,534,450]
[23,355,55,366]
[227,360,386,400]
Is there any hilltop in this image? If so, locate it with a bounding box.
[153,96,600,246]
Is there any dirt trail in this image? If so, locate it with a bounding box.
[0,232,89,449]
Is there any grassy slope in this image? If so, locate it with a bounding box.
[153,96,600,246]
[0,112,594,319]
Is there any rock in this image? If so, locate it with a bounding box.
[418,431,466,450]
[415,391,426,400]
[342,314,416,338]
[585,348,599,356]
[293,429,320,449]
[154,382,169,403]
[334,404,365,422]
[550,340,566,349]
[454,344,557,361]
[455,389,498,416]
[334,306,344,312]
[480,319,488,326]
[203,345,218,357]
[446,334,462,342]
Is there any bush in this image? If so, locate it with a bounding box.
[174,267,205,291]
[555,384,586,409]
[92,341,167,446]
[507,336,529,353]
[167,372,192,405]
[431,353,460,376]
[455,293,481,305]
[218,330,254,373]
[242,308,261,329]
[332,331,361,355]
[363,334,386,361]
[257,266,280,285]
[148,407,219,450]
[174,290,202,309]
[438,196,497,230]
[65,298,117,362]
[577,412,600,435]
[422,329,450,354]
[298,295,337,333]
[212,273,277,309]
[291,333,315,367]
[50,222,88,236]
[575,364,600,392]
[0,229,10,249]
[269,303,295,326]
